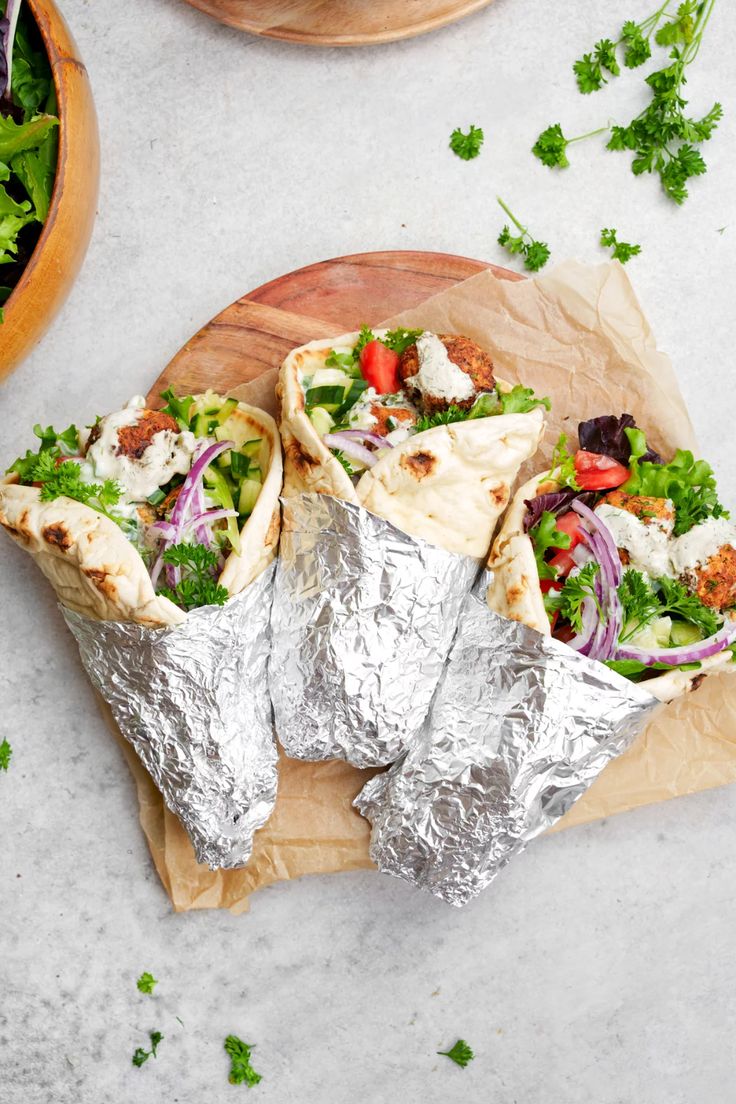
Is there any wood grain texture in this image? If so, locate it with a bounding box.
[1,0,99,381]
[150,250,521,401]
[180,0,495,46]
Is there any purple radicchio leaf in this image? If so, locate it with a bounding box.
[577,413,661,465]
[523,489,597,533]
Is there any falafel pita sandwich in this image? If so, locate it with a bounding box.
[270,327,548,768]
[487,413,736,701]
[0,390,284,868]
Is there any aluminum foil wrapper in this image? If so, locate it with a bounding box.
[269,494,480,768]
[62,563,277,869]
[355,582,661,906]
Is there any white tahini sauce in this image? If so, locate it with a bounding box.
[669,517,736,576]
[86,402,197,501]
[411,332,475,404]
[595,504,671,579]
[347,387,379,430]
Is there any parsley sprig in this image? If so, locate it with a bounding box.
[572,2,676,93]
[8,421,80,482]
[536,0,721,203]
[558,563,604,631]
[157,543,229,611]
[496,197,550,272]
[31,453,123,521]
[224,1035,262,1087]
[132,1030,163,1068]
[438,1039,475,1068]
[0,738,12,771]
[619,569,719,642]
[449,124,484,161]
[600,228,641,263]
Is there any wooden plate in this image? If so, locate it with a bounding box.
[150,249,520,400]
[181,0,496,46]
[1,0,100,381]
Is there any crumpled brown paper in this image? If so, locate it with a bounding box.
[115,260,736,911]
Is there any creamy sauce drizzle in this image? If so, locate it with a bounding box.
[670,517,736,575]
[86,400,197,501]
[411,332,475,404]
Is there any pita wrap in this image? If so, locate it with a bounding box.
[487,471,736,703]
[0,400,282,627]
[278,330,546,558]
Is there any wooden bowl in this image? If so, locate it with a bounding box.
[0,0,99,382]
[181,0,496,46]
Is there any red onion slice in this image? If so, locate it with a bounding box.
[169,439,233,537]
[338,429,393,449]
[323,433,377,468]
[572,500,622,586]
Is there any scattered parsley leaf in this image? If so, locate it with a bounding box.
[415,406,469,433]
[158,543,229,611]
[330,448,355,476]
[136,972,158,995]
[532,123,608,169]
[438,1039,474,1068]
[573,38,620,93]
[530,510,572,582]
[353,324,376,362]
[224,1035,262,1087]
[449,125,484,161]
[28,453,124,524]
[0,738,12,771]
[132,1031,163,1068]
[497,196,550,272]
[657,576,719,637]
[621,20,652,68]
[619,570,661,638]
[600,228,641,264]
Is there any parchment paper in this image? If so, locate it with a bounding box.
[115,260,736,911]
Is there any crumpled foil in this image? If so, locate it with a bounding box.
[269,494,480,768]
[355,581,662,906]
[62,563,278,869]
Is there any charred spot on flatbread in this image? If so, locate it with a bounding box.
[488,484,509,510]
[690,674,706,692]
[400,451,437,480]
[507,578,530,604]
[266,508,280,547]
[284,435,319,478]
[82,566,117,598]
[42,523,73,551]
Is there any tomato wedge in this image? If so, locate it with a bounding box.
[359,340,400,394]
[574,450,629,491]
[547,549,577,579]
[554,510,585,550]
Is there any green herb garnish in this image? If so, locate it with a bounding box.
[414,386,550,433]
[437,1039,474,1068]
[7,421,80,481]
[30,453,123,522]
[449,124,484,161]
[158,543,229,611]
[531,510,572,582]
[0,739,12,772]
[549,433,581,490]
[557,562,604,631]
[224,1035,262,1087]
[623,427,727,535]
[532,123,609,169]
[136,972,158,995]
[132,1030,163,1068]
[600,227,641,263]
[497,197,550,272]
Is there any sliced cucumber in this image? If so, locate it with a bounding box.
[216,398,238,424]
[216,450,232,469]
[242,438,262,458]
[309,407,335,437]
[238,478,262,516]
[194,412,210,438]
[305,385,346,413]
[230,450,251,479]
[311,367,352,389]
[336,379,368,418]
[670,621,704,647]
[204,466,240,553]
[246,465,262,482]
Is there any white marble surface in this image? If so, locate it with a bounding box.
[2,0,736,1100]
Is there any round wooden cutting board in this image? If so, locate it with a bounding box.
[149,250,519,401]
[181,0,495,46]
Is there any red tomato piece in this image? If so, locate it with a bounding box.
[554,511,586,550]
[547,549,576,578]
[574,450,629,491]
[359,340,400,394]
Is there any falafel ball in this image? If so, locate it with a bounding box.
[398,333,495,415]
[86,409,180,459]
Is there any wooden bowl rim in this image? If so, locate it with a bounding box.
[4,0,80,313]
